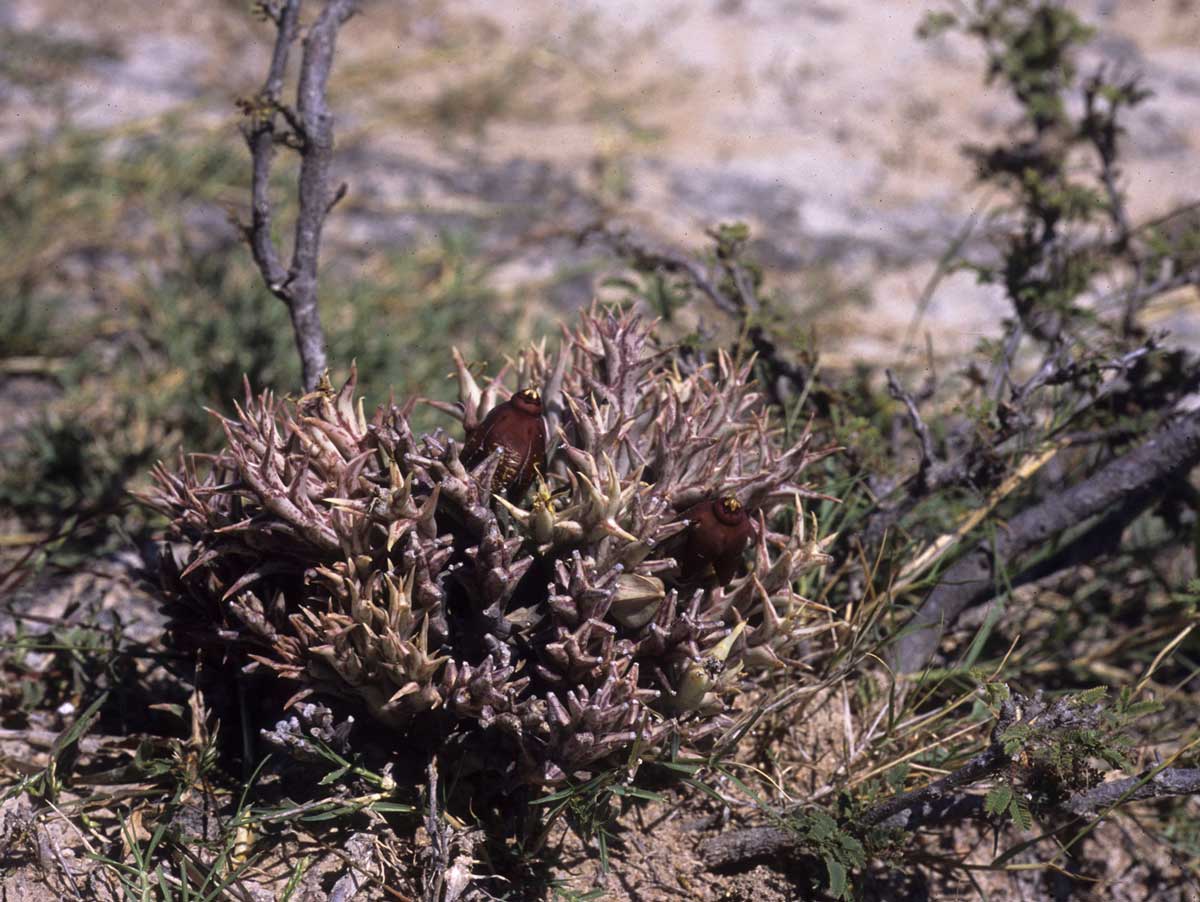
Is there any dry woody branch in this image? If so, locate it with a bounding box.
[240,0,359,390]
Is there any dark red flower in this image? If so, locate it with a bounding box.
[678,495,755,585]
[462,388,547,499]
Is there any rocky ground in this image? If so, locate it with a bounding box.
[2,1,1199,900]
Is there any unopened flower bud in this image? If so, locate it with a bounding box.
[609,574,665,629]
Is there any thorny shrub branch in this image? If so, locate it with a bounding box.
[581,220,810,410]
[698,693,1200,870]
[239,0,359,390]
[885,369,937,489]
[893,405,1200,673]
[697,700,1018,870]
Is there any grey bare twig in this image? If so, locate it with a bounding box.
[581,221,742,316]
[1066,767,1200,815]
[886,368,937,486]
[861,699,1018,831]
[700,694,1200,871]
[1094,261,1200,317]
[421,759,445,902]
[241,0,360,390]
[700,699,1018,870]
[892,407,1200,674]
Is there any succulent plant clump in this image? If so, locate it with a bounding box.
[149,309,835,786]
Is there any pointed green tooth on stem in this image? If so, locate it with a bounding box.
[387,681,421,705]
[451,346,482,420]
[600,453,622,511]
[667,661,711,715]
[549,519,583,547]
[740,643,783,670]
[531,479,556,545]
[709,620,746,664]
[417,612,430,653]
[598,517,639,544]
[493,494,532,528]
[577,472,607,519]
[386,519,404,553]
[754,576,784,642]
[322,497,365,512]
[620,540,655,568]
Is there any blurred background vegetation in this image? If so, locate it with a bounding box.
[0,122,518,562]
[1,1,1199,899]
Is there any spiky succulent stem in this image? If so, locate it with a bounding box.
[150,308,837,786]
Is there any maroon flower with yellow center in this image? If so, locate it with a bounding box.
[462,387,547,499]
[678,495,756,585]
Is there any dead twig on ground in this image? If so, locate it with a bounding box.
[892,406,1200,673]
[698,693,1200,871]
